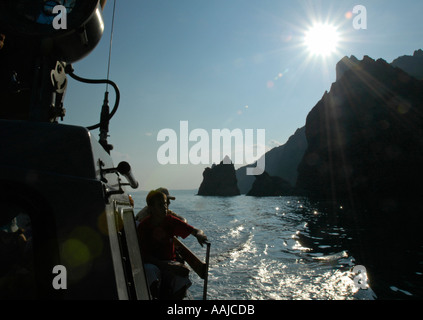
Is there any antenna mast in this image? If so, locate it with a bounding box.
[100,0,117,154]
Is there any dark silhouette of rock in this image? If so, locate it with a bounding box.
[336,55,359,81]
[296,54,423,205]
[235,164,256,194]
[236,127,307,194]
[391,49,423,80]
[246,171,295,197]
[296,52,423,299]
[197,156,240,196]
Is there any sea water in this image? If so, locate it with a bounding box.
[131,190,377,300]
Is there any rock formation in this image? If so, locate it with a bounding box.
[246,171,295,197]
[336,55,359,81]
[391,49,423,80]
[296,52,423,299]
[296,54,423,206]
[197,156,240,196]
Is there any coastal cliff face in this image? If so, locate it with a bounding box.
[391,49,423,80]
[296,55,423,205]
[295,52,423,298]
[197,156,240,196]
[233,51,423,202]
[236,51,423,199]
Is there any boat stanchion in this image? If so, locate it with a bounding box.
[203,240,211,300]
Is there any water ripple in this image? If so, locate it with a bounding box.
[132,192,377,300]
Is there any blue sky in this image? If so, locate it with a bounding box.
[63,0,423,190]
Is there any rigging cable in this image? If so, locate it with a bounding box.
[66,67,120,131]
[65,0,120,132]
[106,0,117,92]
[97,0,118,152]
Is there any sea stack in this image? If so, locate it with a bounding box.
[197,156,240,196]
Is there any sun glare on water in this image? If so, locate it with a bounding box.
[304,23,340,57]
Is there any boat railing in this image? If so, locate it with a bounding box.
[173,236,211,300]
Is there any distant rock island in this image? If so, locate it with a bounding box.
[246,171,295,197]
[197,156,240,196]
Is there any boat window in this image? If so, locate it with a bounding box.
[0,210,36,299]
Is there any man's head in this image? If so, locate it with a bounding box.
[146,190,167,219]
[155,187,175,206]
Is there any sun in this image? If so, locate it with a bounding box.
[304,23,340,57]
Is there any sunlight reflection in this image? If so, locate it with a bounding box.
[247,258,361,300]
[229,225,244,238]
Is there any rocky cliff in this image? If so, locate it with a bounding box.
[197,156,240,196]
[391,49,423,80]
[296,53,423,298]
[236,50,423,198]
[296,54,423,206]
